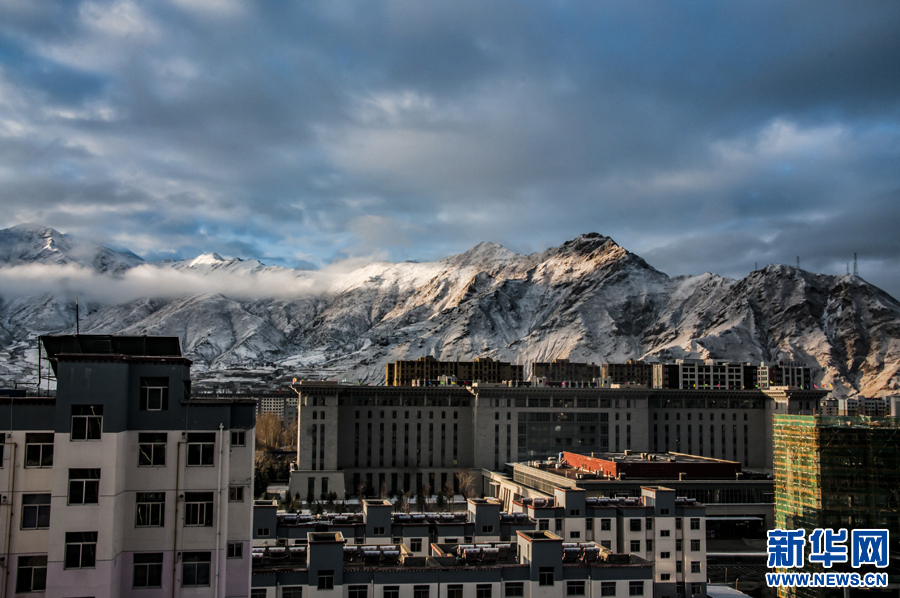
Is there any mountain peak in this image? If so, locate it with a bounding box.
[189,252,227,267]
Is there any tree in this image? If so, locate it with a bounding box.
[456,470,475,501]
[254,450,275,498]
[435,492,446,512]
[283,419,299,450]
[256,413,284,450]
[443,480,455,512]
[379,481,388,499]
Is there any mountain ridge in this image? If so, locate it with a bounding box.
[0,225,898,398]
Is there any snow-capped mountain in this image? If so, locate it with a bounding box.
[1,226,898,398]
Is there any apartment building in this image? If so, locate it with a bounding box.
[289,382,827,501]
[385,357,524,387]
[532,360,603,384]
[249,491,702,598]
[0,335,256,598]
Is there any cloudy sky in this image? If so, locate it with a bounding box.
[2,1,899,297]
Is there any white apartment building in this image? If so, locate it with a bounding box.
[0,335,256,598]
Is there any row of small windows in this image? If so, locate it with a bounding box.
[15,549,233,592]
[17,487,245,530]
[18,430,247,469]
[655,412,749,421]
[355,410,460,420]
[305,582,646,598]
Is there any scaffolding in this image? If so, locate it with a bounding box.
[772,415,900,597]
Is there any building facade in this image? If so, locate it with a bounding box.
[385,357,524,387]
[0,335,256,598]
[772,414,900,598]
[289,382,826,502]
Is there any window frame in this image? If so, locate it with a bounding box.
[231,431,246,446]
[136,492,165,527]
[227,542,243,559]
[71,405,103,441]
[186,433,215,467]
[184,492,214,527]
[318,570,334,590]
[16,555,47,593]
[628,581,644,596]
[64,531,98,569]
[140,378,169,411]
[138,433,167,467]
[68,468,101,506]
[182,552,211,587]
[538,567,554,586]
[600,582,616,597]
[228,486,244,502]
[349,586,368,598]
[24,433,54,468]
[21,494,51,530]
[504,583,524,598]
[133,553,164,589]
[566,581,585,596]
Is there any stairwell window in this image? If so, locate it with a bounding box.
[182,552,211,587]
[140,378,169,411]
[71,405,102,440]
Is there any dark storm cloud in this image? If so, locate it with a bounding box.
[1,0,899,297]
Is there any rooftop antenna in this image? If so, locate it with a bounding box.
[75,297,80,335]
[853,253,858,277]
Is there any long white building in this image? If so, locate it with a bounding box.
[0,335,256,598]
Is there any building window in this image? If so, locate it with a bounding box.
[68,468,100,505]
[283,588,303,598]
[182,552,211,587]
[676,518,683,530]
[136,492,165,527]
[690,518,700,530]
[227,542,243,558]
[184,492,213,526]
[676,539,682,552]
[601,518,611,531]
[660,508,670,515]
[646,518,653,531]
[16,555,47,593]
[71,405,103,440]
[691,583,702,596]
[691,561,701,573]
[538,519,549,530]
[566,582,585,596]
[349,586,368,598]
[646,540,653,552]
[477,585,492,598]
[138,433,167,466]
[25,433,54,468]
[660,529,670,537]
[629,581,644,596]
[505,583,524,597]
[600,582,615,597]
[133,553,163,588]
[447,585,463,598]
[229,486,244,502]
[661,573,671,581]
[187,433,215,466]
[257,528,270,536]
[691,539,700,551]
[64,531,97,569]
[231,431,246,446]
[318,570,334,590]
[482,525,494,534]
[414,586,430,598]
[570,531,580,539]
[600,540,611,549]
[661,551,671,559]
[630,540,641,552]
[140,378,168,411]
[252,591,267,598]
[373,527,385,535]
[630,518,641,532]
[539,567,554,586]
[410,538,423,552]
[21,494,51,530]
[586,518,593,530]
[383,587,399,598]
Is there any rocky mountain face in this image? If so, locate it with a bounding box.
[1,225,898,398]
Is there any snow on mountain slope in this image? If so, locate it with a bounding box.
[1,226,899,397]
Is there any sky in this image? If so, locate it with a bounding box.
[2,0,900,298]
